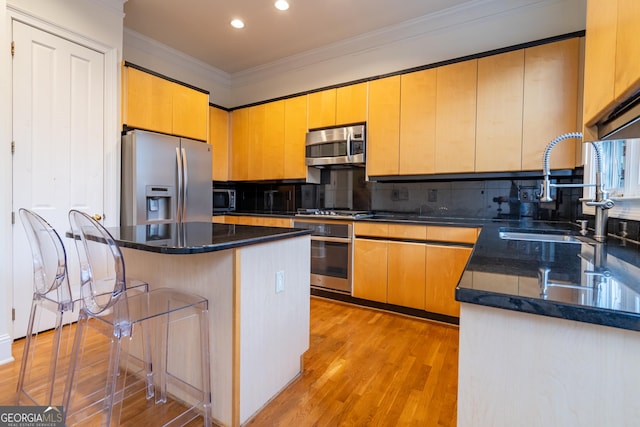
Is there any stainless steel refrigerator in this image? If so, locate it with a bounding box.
[121,129,212,226]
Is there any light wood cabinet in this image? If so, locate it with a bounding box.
[353,223,477,316]
[172,84,209,141]
[308,83,367,129]
[261,100,286,180]
[388,241,426,309]
[230,102,285,181]
[283,95,308,179]
[209,106,229,181]
[307,89,337,129]
[583,0,640,133]
[336,82,367,125]
[427,225,479,244]
[353,238,388,303]
[230,107,250,181]
[435,60,478,174]
[123,66,172,135]
[522,38,580,170]
[222,215,293,228]
[367,76,401,176]
[122,65,208,141]
[476,50,525,172]
[425,245,473,317]
[400,69,437,175]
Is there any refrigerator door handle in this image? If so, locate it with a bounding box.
[176,147,183,222]
[181,147,188,221]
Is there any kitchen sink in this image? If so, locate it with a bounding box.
[498,228,594,244]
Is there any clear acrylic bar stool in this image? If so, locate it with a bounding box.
[16,208,75,407]
[64,210,212,426]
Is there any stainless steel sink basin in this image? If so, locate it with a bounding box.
[498,228,591,244]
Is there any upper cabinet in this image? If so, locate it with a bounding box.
[308,83,367,129]
[365,38,580,178]
[434,60,478,174]
[336,83,368,125]
[521,38,580,171]
[122,65,209,141]
[400,68,437,175]
[583,0,640,139]
[475,50,525,172]
[230,103,284,181]
[283,95,309,180]
[209,106,230,182]
[367,76,401,176]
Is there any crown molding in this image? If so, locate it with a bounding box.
[124,28,232,89]
[230,0,570,87]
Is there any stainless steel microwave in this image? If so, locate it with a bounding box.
[305,124,366,167]
[212,188,236,213]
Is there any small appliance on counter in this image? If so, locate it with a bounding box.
[213,188,236,213]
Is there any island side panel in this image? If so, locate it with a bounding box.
[458,303,640,427]
[121,248,235,426]
[237,235,311,424]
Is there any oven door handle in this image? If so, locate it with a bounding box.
[310,236,351,244]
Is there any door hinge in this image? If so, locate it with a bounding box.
[12,308,15,321]
[11,141,15,155]
[10,41,14,57]
[11,211,15,225]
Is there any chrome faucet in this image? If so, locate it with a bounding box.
[539,132,614,242]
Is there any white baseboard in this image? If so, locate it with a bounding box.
[0,333,15,365]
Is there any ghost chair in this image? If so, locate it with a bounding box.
[64,210,211,426]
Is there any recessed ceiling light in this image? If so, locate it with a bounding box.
[274,0,289,11]
[230,18,245,29]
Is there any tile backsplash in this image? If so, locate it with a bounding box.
[369,177,583,221]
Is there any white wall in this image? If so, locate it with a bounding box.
[124,0,587,108]
[1,0,125,362]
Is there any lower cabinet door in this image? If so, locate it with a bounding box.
[387,241,426,310]
[425,245,472,317]
[353,239,388,303]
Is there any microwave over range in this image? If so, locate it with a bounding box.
[305,124,366,168]
[213,188,236,213]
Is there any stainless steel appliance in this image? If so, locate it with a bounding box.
[213,188,236,213]
[294,209,372,293]
[305,124,366,168]
[121,129,212,225]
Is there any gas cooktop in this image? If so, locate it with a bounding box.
[295,209,373,220]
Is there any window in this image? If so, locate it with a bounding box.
[584,138,640,220]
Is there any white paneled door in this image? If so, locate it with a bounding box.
[11,21,105,338]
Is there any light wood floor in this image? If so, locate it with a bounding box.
[0,297,459,426]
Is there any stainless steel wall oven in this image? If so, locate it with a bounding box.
[292,220,352,293]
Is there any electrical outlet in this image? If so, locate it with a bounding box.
[275,271,285,293]
[398,187,409,200]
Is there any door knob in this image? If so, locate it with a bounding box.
[92,214,102,221]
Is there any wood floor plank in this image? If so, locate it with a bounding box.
[0,297,458,426]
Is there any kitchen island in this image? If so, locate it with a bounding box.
[455,220,640,426]
[109,222,311,427]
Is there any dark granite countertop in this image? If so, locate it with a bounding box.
[107,222,311,254]
[220,211,640,330]
[455,219,640,332]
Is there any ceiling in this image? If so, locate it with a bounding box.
[123,0,475,74]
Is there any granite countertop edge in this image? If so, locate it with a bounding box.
[455,220,640,332]
[455,286,640,332]
[118,228,311,254]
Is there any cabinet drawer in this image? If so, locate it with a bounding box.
[426,226,478,244]
[354,222,389,238]
[388,224,427,240]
